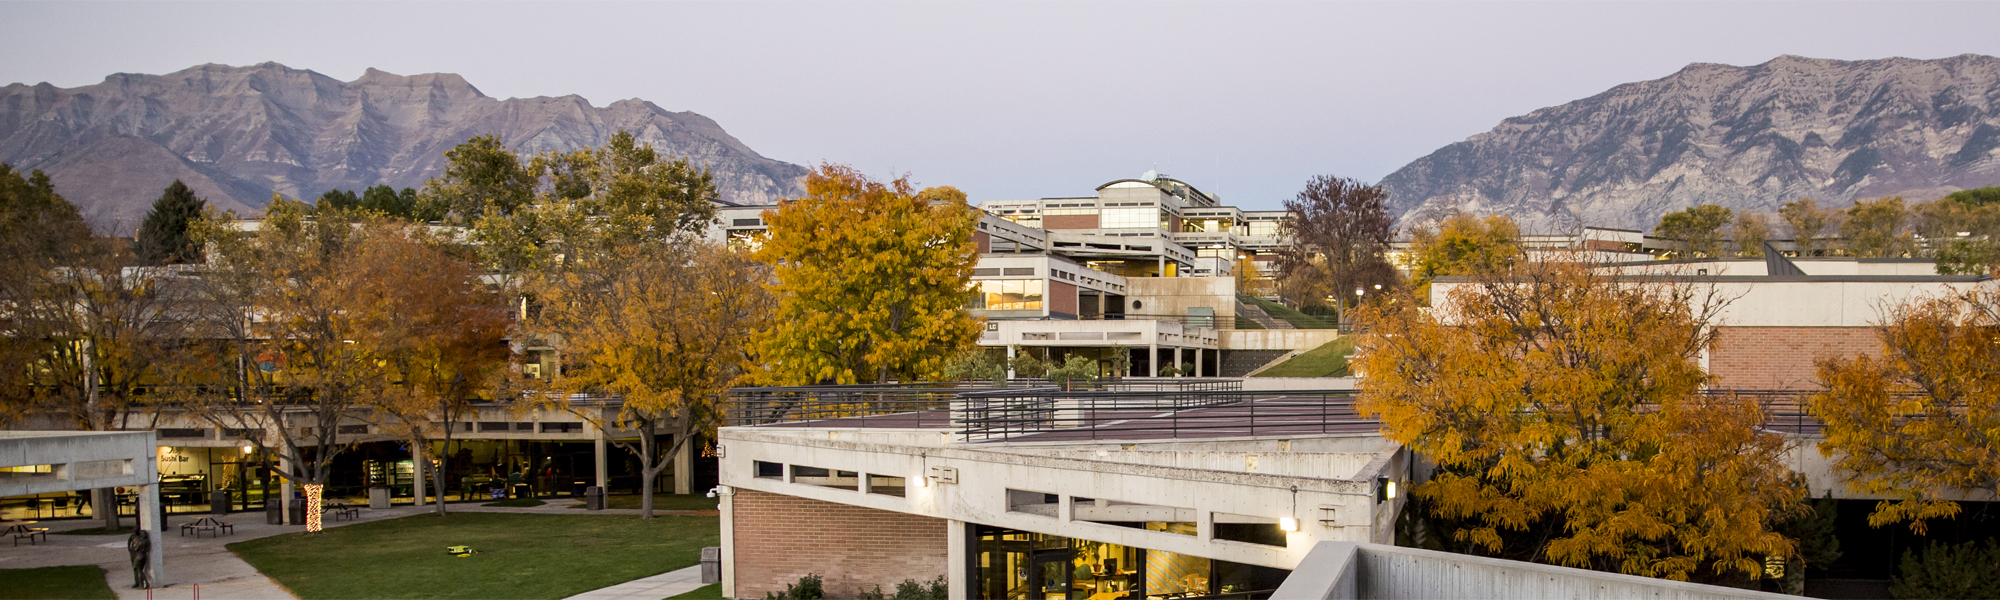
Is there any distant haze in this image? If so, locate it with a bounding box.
[5,1,2000,211]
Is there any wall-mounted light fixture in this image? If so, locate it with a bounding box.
[1279,517,1299,532]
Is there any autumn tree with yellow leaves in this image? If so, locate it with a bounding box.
[752,165,983,384]
[534,243,769,517]
[1402,212,1522,304]
[349,225,512,517]
[1354,259,1802,582]
[1808,286,2000,533]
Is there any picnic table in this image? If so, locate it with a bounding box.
[4,522,49,546]
[179,516,235,538]
[326,502,361,521]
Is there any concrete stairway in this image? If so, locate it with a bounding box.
[1235,300,1293,329]
[1220,350,1292,377]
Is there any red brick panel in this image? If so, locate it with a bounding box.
[1050,281,1079,316]
[733,489,948,598]
[1710,326,1882,390]
[974,231,991,253]
[1043,214,1100,230]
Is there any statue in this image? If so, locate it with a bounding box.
[127,528,152,589]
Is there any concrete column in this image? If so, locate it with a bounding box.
[1005,345,1017,379]
[594,433,609,490]
[279,456,293,525]
[1173,347,1184,377]
[139,483,164,584]
[720,488,737,598]
[947,519,970,600]
[1195,348,1206,377]
[412,437,425,507]
[672,436,694,495]
[1147,343,1158,377]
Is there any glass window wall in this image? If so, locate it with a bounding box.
[975,279,1044,311]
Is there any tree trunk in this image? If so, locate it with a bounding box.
[637,432,656,519]
[431,436,452,517]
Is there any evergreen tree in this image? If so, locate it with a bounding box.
[316,188,360,213]
[134,179,207,265]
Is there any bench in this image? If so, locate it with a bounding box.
[8,526,48,546]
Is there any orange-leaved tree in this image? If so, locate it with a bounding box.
[1808,285,2000,533]
[535,242,770,517]
[347,222,512,517]
[752,165,982,384]
[1354,258,1801,582]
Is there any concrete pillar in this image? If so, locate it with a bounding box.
[947,519,970,600]
[1173,347,1184,377]
[279,456,293,525]
[1005,345,1017,379]
[139,483,164,584]
[720,488,736,598]
[1195,348,1206,377]
[594,433,609,490]
[1147,343,1158,377]
[412,437,425,507]
[672,436,694,495]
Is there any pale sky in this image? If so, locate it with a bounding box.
[6,1,2000,210]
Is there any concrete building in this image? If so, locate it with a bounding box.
[717,383,1404,599]
[715,173,1336,380]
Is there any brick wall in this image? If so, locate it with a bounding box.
[974,231,991,253]
[1044,214,1100,230]
[732,489,949,598]
[1050,280,1079,316]
[1710,326,1881,390]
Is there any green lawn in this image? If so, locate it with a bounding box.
[664,583,722,599]
[229,512,717,600]
[0,566,116,600]
[575,493,719,511]
[1252,337,1356,377]
[1239,295,1339,329]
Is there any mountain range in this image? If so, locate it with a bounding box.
[0,62,807,230]
[1381,54,2000,231]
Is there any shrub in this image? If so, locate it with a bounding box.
[766,574,824,599]
[1890,539,2000,599]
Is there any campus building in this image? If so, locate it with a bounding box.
[715,174,1335,381]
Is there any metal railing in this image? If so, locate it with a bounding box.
[724,378,1245,430]
[954,388,1365,442]
[720,384,1846,441]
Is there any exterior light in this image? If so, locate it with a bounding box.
[1279,517,1299,532]
[1387,480,1398,499]
[1374,284,1382,290]
[242,444,254,454]
[1355,289,1364,297]
[915,474,930,488]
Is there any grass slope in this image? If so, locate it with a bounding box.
[1239,295,1338,329]
[1251,337,1356,378]
[229,512,716,600]
[0,566,116,600]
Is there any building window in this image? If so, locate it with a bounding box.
[1099,207,1155,229]
[1247,221,1281,237]
[976,279,1044,311]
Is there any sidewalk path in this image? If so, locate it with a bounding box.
[0,497,717,600]
[562,565,707,600]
